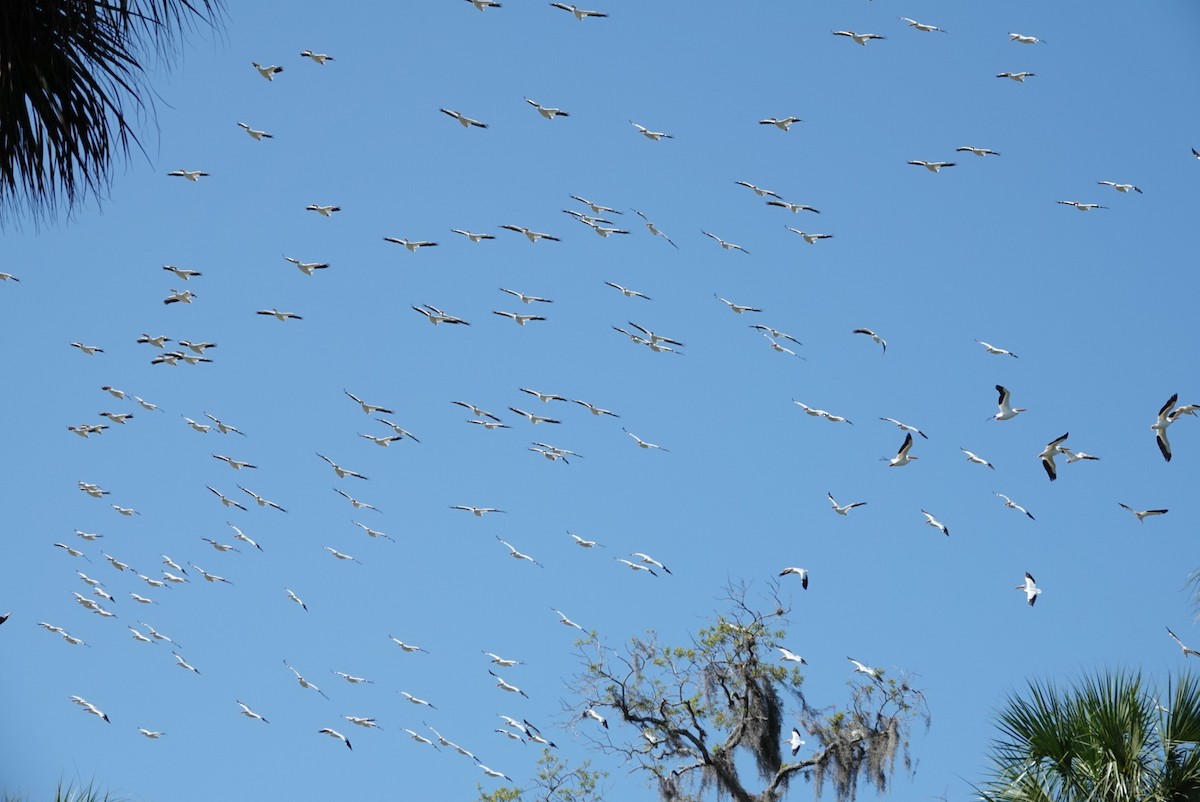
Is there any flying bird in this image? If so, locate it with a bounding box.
[317,453,369,480]
[299,50,334,64]
[500,225,560,243]
[777,647,807,664]
[285,661,330,699]
[1097,181,1143,194]
[1118,503,1169,523]
[1039,433,1070,481]
[853,328,887,353]
[957,146,1000,157]
[847,657,882,681]
[256,308,302,321]
[630,121,673,140]
[885,432,918,467]
[624,429,669,451]
[899,17,946,33]
[239,486,287,512]
[631,209,677,247]
[318,728,352,750]
[1058,200,1108,211]
[759,116,803,131]
[779,567,809,589]
[921,510,950,536]
[828,493,867,516]
[1008,32,1045,44]
[702,231,750,254]
[526,98,570,119]
[383,236,439,252]
[991,385,1027,421]
[1167,627,1200,658]
[237,122,273,140]
[440,108,488,128]
[767,199,820,214]
[996,72,1035,82]
[1016,573,1041,606]
[994,492,1035,520]
[451,228,496,242]
[251,61,283,80]
[961,449,995,470]
[305,204,341,217]
[833,30,885,45]
[908,160,956,173]
[167,168,209,181]
[714,294,762,314]
[550,3,607,19]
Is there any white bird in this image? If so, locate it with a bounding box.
[323,546,362,564]
[1152,393,1182,462]
[200,537,240,554]
[767,199,821,214]
[70,342,104,355]
[879,417,928,440]
[996,72,1035,82]
[343,716,381,730]
[212,454,256,471]
[573,399,619,418]
[478,765,512,781]
[129,626,154,644]
[828,493,867,516]
[785,227,833,244]
[1059,447,1102,464]
[299,49,334,64]
[921,510,950,537]
[735,180,781,198]
[1039,432,1070,481]
[779,566,809,589]
[553,608,585,631]
[714,294,762,314]
[305,204,341,217]
[167,168,209,181]
[497,536,544,568]
[1009,32,1045,44]
[957,146,1000,157]
[624,429,669,452]
[283,588,308,611]
[702,231,749,254]
[630,209,678,248]
[510,407,561,425]
[0,271,19,281]
[132,396,161,412]
[961,449,995,470]
[847,657,882,681]
[451,228,496,242]
[135,333,169,348]
[403,728,438,749]
[569,532,603,548]
[112,505,139,517]
[489,670,530,697]
[632,552,671,574]
[399,691,437,709]
[777,647,807,664]
[759,116,803,131]
[630,120,673,140]
[162,265,201,280]
[357,432,404,447]
[102,552,132,571]
[318,453,369,480]
[604,281,652,301]
[440,107,488,128]
[139,622,177,645]
[389,636,430,654]
[583,707,608,728]
[172,651,200,674]
[283,255,328,275]
[163,288,196,305]
[617,558,657,577]
[344,389,393,415]
[237,121,273,140]
[237,700,269,723]
[500,224,560,243]
[383,236,439,252]
[137,573,170,589]
[991,385,1027,421]
[1058,200,1108,211]
[550,2,607,20]
[886,432,919,467]
[251,61,283,80]
[450,505,506,517]
[1119,503,1169,523]
[994,492,1035,520]
[207,485,248,511]
[500,288,553,306]
[136,728,165,740]
[98,411,133,425]
[789,728,806,756]
[1098,181,1143,194]
[257,308,302,321]
[189,563,234,585]
[239,485,286,512]
[334,488,380,512]
[1016,572,1041,606]
[832,30,885,45]
[853,328,887,353]
[484,652,523,667]
[494,310,547,326]
[68,424,108,438]
[976,339,1018,358]
[285,661,330,699]
[318,728,352,750]
[352,520,394,542]
[1167,627,1200,658]
[899,17,946,33]
[332,670,373,685]
[524,97,569,119]
[908,160,956,173]
[73,698,111,723]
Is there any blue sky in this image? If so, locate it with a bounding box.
[4,1,1200,800]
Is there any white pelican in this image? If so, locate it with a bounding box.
[570,195,621,216]
[1039,432,1070,481]
[714,294,762,314]
[389,636,430,653]
[256,308,302,321]
[957,146,1000,157]
[357,432,404,448]
[853,328,887,353]
[305,203,341,216]
[570,532,603,548]
[630,120,672,140]
[317,453,369,480]
[239,485,286,512]
[112,505,139,516]
[587,223,631,237]
[510,407,561,425]
[785,227,833,244]
[1009,33,1045,44]
[333,488,380,512]
[1167,627,1200,658]
[478,765,512,781]
[453,401,502,422]
[583,707,608,728]
[617,558,657,577]
[318,728,352,750]
[75,530,103,541]
[779,566,809,589]
[632,209,678,248]
[1059,448,1101,464]
[383,236,439,252]
[1016,572,1041,606]
[403,728,438,748]
[399,691,437,709]
[251,61,283,80]
[489,670,530,697]
[550,3,607,20]
[828,493,867,516]
[574,399,619,417]
[343,716,380,730]
[1152,393,1181,462]
[994,492,1035,520]
[452,228,495,242]
[189,563,233,585]
[207,485,248,511]
[484,651,523,667]
[500,288,554,306]
[777,647,807,664]
[412,304,470,325]
[847,657,882,681]
[899,17,946,33]
[167,168,209,181]
[494,310,547,326]
[996,72,1035,82]
[352,521,394,542]
[237,700,269,723]
[1058,200,1108,211]
[0,272,19,281]
[73,698,110,723]
[137,573,170,589]
[171,650,200,673]
[977,339,1018,357]
[908,160,956,172]
[237,121,273,140]
[751,325,803,346]
[332,671,373,685]
[735,181,780,198]
[521,98,569,120]
[163,265,201,280]
[135,334,168,348]
[212,455,256,471]
[163,288,196,305]
[628,321,685,348]
[886,432,918,467]
[450,505,506,517]
[789,728,806,755]
[767,199,820,214]
[921,510,950,536]
[1119,503,1168,523]
[129,626,154,644]
[833,30,885,45]
[102,552,132,571]
[879,417,928,440]
[1097,181,1143,194]
[132,396,161,412]
[323,546,362,564]
[759,116,803,131]
[624,429,669,451]
[98,411,132,425]
[285,588,307,611]
[343,389,391,415]
[285,661,329,698]
[500,224,560,243]
[497,536,544,567]
[553,608,585,630]
[70,342,104,355]
[961,449,995,470]
[632,552,671,574]
[703,231,749,254]
[283,256,328,275]
[991,385,1027,421]
[68,424,108,438]
[199,537,239,555]
[138,622,177,645]
[440,107,488,128]
[518,388,565,404]
[299,50,334,64]
[161,571,188,584]
[564,208,613,226]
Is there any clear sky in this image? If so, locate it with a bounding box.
[4,1,1200,800]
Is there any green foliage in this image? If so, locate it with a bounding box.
[979,670,1200,802]
[3,779,127,802]
[478,751,607,802]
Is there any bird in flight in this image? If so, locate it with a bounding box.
[703,231,749,254]
[1097,181,1143,194]
[828,493,867,516]
[848,657,883,681]
[976,339,1018,358]
[1058,200,1108,211]
[779,567,809,589]
[833,30,885,45]
[785,227,833,245]
[550,3,608,19]
[994,492,1035,520]
[526,98,570,119]
[885,432,918,467]
[440,108,488,128]
[168,168,209,181]
[1039,432,1070,481]
[1009,32,1045,44]
[305,203,341,217]
[956,146,1000,157]
[853,328,887,353]
[237,122,273,140]
[759,116,803,131]
[908,160,956,173]
[299,50,334,64]
[996,72,1035,82]
[899,17,946,33]
[630,121,673,140]
[921,510,950,537]
[879,417,928,440]
[318,728,352,750]
[1118,503,1169,523]
[500,225,560,243]
[991,385,1027,421]
[1167,627,1200,658]
[1015,573,1042,606]
[961,449,995,470]
[714,294,762,314]
[251,62,284,80]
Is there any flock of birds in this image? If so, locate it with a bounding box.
[6,3,1200,800]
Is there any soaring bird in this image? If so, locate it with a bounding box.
[318,728,352,750]
[1167,627,1200,658]
[1039,433,1070,481]
[703,231,749,253]
[440,108,488,128]
[833,30,885,45]
[1016,573,1041,606]
[167,168,209,181]
[996,72,1035,82]
[1097,181,1143,194]
[908,160,956,172]
[550,3,608,20]
[921,510,950,536]
[630,121,673,140]
[237,122,273,140]
[991,385,1027,421]
[994,492,1035,520]
[251,62,284,80]
[899,17,947,33]
[779,567,809,589]
[759,116,803,131]
[500,225,560,243]
[853,328,887,353]
[827,493,867,516]
[848,657,882,681]
[1118,503,1169,523]
[885,432,918,467]
[957,146,1000,157]
[299,50,334,64]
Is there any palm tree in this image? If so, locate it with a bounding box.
[979,670,1200,802]
[0,0,222,225]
